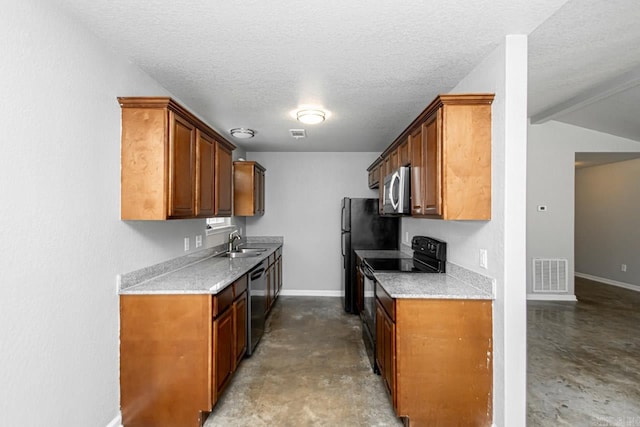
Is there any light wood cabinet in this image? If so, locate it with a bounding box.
[120,275,248,427]
[119,97,235,220]
[375,283,493,427]
[367,94,494,220]
[233,161,266,216]
[410,124,424,216]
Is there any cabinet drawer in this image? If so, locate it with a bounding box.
[233,275,248,298]
[276,247,282,258]
[268,253,276,265]
[376,283,395,321]
[213,284,234,317]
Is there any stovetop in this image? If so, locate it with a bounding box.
[363,236,447,274]
[363,257,438,273]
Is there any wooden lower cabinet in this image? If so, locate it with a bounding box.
[375,284,493,427]
[120,275,248,427]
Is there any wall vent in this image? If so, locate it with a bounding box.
[289,129,306,139]
[532,258,568,293]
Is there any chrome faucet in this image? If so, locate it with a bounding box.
[228,230,241,252]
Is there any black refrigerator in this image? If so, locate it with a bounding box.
[341,198,399,313]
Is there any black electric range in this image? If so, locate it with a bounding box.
[360,236,447,373]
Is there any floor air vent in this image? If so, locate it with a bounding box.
[533,258,568,293]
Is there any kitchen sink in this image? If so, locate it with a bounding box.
[224,249,265,258]
[237,248,267,253]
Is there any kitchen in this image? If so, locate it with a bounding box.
[1,1,639,427]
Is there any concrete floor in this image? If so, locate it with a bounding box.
[527,277,640,426]
[206,296,402,427]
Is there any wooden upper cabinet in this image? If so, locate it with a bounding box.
[367,158,382,189]
[233,161,266,216]
[168,112,196,218]
[423,111,442,217]
[398,137,411,166]
[215,141,233,216]
[119,97,236,220]
[410,124,424,216]
[195,130,215,217]
[367,94,494,220]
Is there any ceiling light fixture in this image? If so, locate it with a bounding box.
[296,109,326,125]
[229,128,255,139]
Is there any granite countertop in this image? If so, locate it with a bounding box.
[119,239,282,295]
[356,249,493,300]
[374,272,493,300]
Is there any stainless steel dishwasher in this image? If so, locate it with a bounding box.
[246,259,267,356]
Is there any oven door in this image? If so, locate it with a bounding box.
[361,262,379,373]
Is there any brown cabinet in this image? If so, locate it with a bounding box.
[374,283,493,427]
[214,302,234,396]
[367,158,383,189]
[233,161,266,216]
[196,130,215,217]
[215,141,233,216]
[120,275,248,427]
[275,248,283,298]
[119,97,235,220]
[169,112,197,217]
[410,124,424,216]
[367,94,494,220]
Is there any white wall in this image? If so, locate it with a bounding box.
[400,36,529,426]
[575,158,640,290]
[244,152,379,295]
[527,121,640,298]
[0,1,232,426]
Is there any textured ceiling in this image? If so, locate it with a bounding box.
[528,0,640,142]
[51,0,571,152]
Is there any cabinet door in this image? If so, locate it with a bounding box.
[196,131,215,217]
[423,112,442,216]
[390,149,399,171]
[168,112,196,218]
[410,125,424,215]
[398,137,411,166]
[382,312,396,401]
[277,256,282,296]
[255,168,265,215]
[214,307,234,396]
[215,141,233,216]
[265,266,272,313]
[234,292,247,364]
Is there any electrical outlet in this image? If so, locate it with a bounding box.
[621,264,627,272]
[195,235,202,248]
[404,231,410,244]
[537,205,547,212]
[184,237,190,251]
[116,274,121,293]
[479,249,488,269]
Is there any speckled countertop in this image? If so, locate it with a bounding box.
[119,240,282,295]
[355,249,494,300]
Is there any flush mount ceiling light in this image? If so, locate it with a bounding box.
[296,109,326,125]
[229,128,255,139]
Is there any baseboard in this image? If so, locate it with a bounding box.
[105,412,122,427]
[575,272,640,293]
[279,290,342,297]
[527,293,577,301]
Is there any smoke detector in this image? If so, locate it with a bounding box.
[289,129,306,139]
